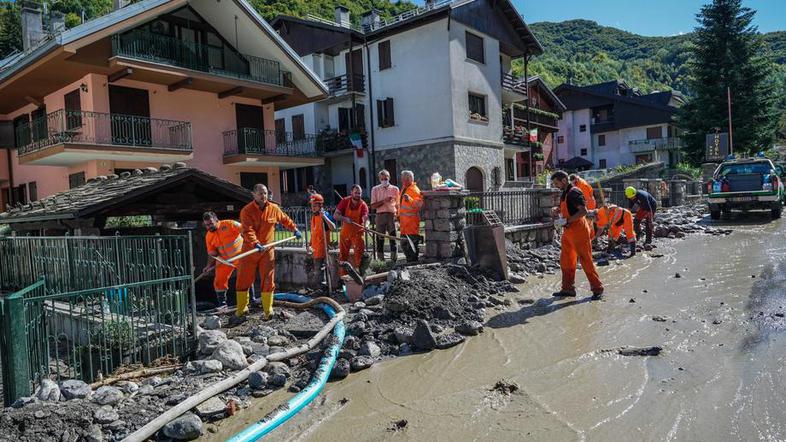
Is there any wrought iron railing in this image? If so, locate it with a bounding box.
[501,72,528,97]
[629,137,684,153]
[326,73,366,96]
[0,235,192,295]
[14,109,192,156]
[279,206,376,252]
[111,29,289,87]
[465,190,539,226]
[223,128,321,157]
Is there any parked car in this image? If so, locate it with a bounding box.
[577,169,608,183]
[707,156,784,219]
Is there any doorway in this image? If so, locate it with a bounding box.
[109,85,151,146]
[236,104,264,153]
[465,166,484,192]
[345,49,363,92]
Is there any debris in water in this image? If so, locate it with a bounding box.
[652,316,669,322]
[339,397,350,406]
[675,273,682,278]
[776,313,785,318]
[491,380,519,396]
[617,346,662,356]
[388,419,408,432]
[712,319,722,325]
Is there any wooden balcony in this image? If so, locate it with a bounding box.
[324,74,366,103]
[501,73,527,103]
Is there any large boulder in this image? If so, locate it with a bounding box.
[209,340,248,370]
[359,341,382,358]
[412,320,437,351]
[202,316,222,330]
[94,406,120,424]
[350,356,374,371]
[455,320,483,336]
[93,386,123,406]
[161,413,203,441]
[265,361,291,379]
[35,379,61,402]
[195,397,226,420]
[330,358,351,380]
[248,371,269,390]
[198,330,227,355]
[61,380,91,400]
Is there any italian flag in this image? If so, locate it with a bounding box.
[528,127,538,142]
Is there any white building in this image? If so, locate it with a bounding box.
[271,0,543,201]
[554,80,685,170]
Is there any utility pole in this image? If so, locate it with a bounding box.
[727,87,734,155]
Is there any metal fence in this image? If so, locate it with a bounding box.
[464,190,539,226]
[0,235,192,294]
[278,206,377,252]
[1,276,192,405]
[223,128,320,157]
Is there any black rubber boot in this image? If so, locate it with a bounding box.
[629,241,636,257]
[390,242,398,263]
[215,290,227,309]
[606,239,617,254]
[553,290,577,297]
[645,219,653,244]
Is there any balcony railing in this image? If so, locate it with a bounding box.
[501,73,527,97]
[111,29,290,87]
[502,126,541,151]
[15,109,192,156]
[223,128,320,157]
[629,137,683,153]
[325,73,366,96]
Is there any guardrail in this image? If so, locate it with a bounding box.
[15,109,192,156]
[501,73,528,97]
[223,128,320,157]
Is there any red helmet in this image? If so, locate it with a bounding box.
[309,194,324,203]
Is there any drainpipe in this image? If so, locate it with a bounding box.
[365,38,376,185]
[524,53,532,180]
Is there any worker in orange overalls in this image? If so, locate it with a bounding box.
[592,204,636,257]
[306,193,336,288]
[236,183,300,322]
[202,211,242,311]
[552,170,604,299]
[333,184,369,277]
[569,174,597,210]
[398,170,423,262]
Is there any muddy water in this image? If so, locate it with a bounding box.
[209,216,786,441]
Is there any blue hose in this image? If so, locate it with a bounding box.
[227,293,346,441]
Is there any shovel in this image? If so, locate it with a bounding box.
[334,189,418,255]
[210,236,298,268]
[339,261,364,285]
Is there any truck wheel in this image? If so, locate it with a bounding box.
[771,203,782,219]
[710,210,721,220]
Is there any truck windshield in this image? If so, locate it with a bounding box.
[718,162,773,176]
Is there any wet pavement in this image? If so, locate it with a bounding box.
[208,214,786,441]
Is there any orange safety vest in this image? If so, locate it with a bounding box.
[595,205,627,229]
[398,182,423,235]
[239,201,296,251]
[339,198,365,238]
[206,220,243,259]
[575,177,597,210]
[310,212,328,259]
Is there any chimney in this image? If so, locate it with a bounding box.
[425,0,437,8]
[20,1,44,52]
[113,0,132,11]
[335,5,350,28]
[361,9,380,31]
[50,11,65,34]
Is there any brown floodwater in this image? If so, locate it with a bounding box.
[208,214,786,441]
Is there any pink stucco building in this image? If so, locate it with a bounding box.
[0,0,327,210]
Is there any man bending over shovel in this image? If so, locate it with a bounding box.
[334,184,369,278]
[236,184,301,323]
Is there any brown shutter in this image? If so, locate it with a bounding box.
[377,99,384,128]
[379,40,391,70]
[385,98,395,127]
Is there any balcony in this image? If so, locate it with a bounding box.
[15,110,192,166]
[501,73,527,103]
[629,137,684,153]
[502,126,542,151]
[110,30,293,98]
[222,128,324,168]
[325,74,366,103]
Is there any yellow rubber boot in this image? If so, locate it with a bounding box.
[235,290,249,317]
[262,291,274,320]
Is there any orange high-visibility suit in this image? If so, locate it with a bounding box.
[236,201,296,317]
[205,220,243,292]
[595,205,636,243]
[337,198,367,276]
[574,176,597,210]
[559,187,603,294]
[399,182,423,262]
[310,213,328,259]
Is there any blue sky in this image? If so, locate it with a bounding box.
[516,0,785,36]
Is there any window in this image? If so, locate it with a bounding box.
[468,93,487,121]
[557,136,565,144]
[598,134,606,146]
[598,159,607,169]
[296,167,315,192]
[384,159,398,186]
[240,172,268,191]
[579,124,586,132]
[30,107,47,142]
[359,167,367,189]
[377,98,395,128]
[580,148,588,156]
[505,158,515,181]
[64,89,82,130]
[291,114,305,140]
[11,184,26,205]
[13,115,30,148]
[339,104,366,133]
[465,31,484,63]
[378,40,391,70]
[646,126,662,140]
[274,118,286,143]
[27,182,37,202]
[69,172,86,189]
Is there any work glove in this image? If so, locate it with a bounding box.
[294,230,302,239]
[554,217,567,228]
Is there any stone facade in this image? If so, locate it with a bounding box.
[373,140,504,191]
[505,223,554,248]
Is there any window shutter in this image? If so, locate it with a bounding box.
[385,98,395,127]
[377,99,384,128]
[379,41,391,70]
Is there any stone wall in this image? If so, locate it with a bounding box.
[373,141,455,188]
[275,247,340,290]
[422,190,467,260]
[505,223,554,248]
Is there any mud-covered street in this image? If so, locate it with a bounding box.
[208,214,786,441]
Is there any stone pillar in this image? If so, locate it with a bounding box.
[532,188,560,222]
[422,190,468,260]
[701,163,719,183]
[670,180,687,206]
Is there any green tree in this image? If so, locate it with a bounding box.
[0,2,22,59]
[677,0,778,164]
